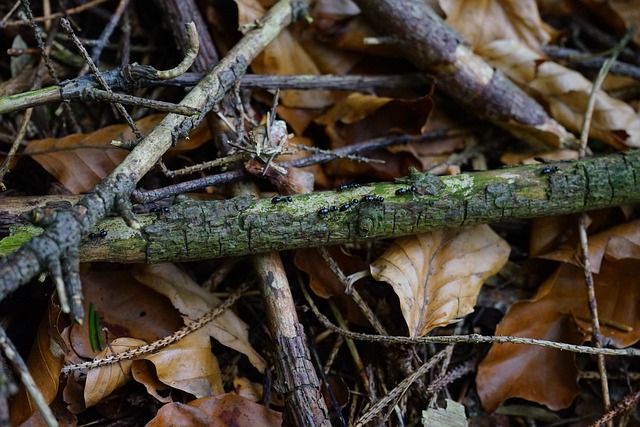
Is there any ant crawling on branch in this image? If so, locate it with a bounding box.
[88,230,107,239]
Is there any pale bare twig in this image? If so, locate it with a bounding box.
[1,0,110,28]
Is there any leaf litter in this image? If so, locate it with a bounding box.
[4,0,640,425]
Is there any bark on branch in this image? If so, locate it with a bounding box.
[0,0,307,320]
[354,0,577,149]
[5,152,637,263]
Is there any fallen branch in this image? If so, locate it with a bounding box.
[3,151,632,263]
[354,0,577,148]
[0,0,308,321]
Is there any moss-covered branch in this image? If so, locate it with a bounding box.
[6,152,634,263]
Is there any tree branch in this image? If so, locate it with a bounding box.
[0,0,306,321]
[5,152,637,263]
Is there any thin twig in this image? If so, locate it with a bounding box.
[305,291,640,357]
[0,327,57,427]
[60,17,144,139]
[354,347,452,427]
[0,0,110,28]
[133,128,467,203]
[84,0,129,70]
[587,390,640,427]
[318,247,387,335]
[0,73,433,115]
[0,1,58,186]
[576,25,635,422]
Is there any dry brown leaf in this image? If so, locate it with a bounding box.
[478,39,640,148]
[315,93,432,178]
[23,115,210,194]
[131,360,173,403]
[132,264,267,372]
[67,268,183,361]
[294,247,369,325]
[370,225,510,337]
[145,332,224,398]
[294,247,366,298]
[24,130,128,195]
[540,219,640,273]
[146,393,282,427]
[477,259,640,412]
[580,0,640,46]
[236,0,338,108]
[9,301,66,426]
[84,337,146,408]
[63,266,226,407]
[440,0,555,49]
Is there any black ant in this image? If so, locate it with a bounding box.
[361,195,384,203]
[339,203,352,212]
[540,166,560,175]
[336,183,360,192]
[395,185,417,195]
[150,206,170,218]
[88,230,108,239]
[271,196,293,204]
[318,206,339,216]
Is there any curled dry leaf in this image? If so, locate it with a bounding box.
[236,0,339,108]
[478,39,640,148]
[540,218,640,273]
[84,337,146,408]
[9,300,66,426]
[144,332,224,398]
[440,0,555,49]
[315,93,433,178]
[370,225,510,337]
[477,259,640,412]
[132,264,267,372]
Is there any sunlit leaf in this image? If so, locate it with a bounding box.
[370,225,510,337]
[145,332,224,398]
[133,264,267,372]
